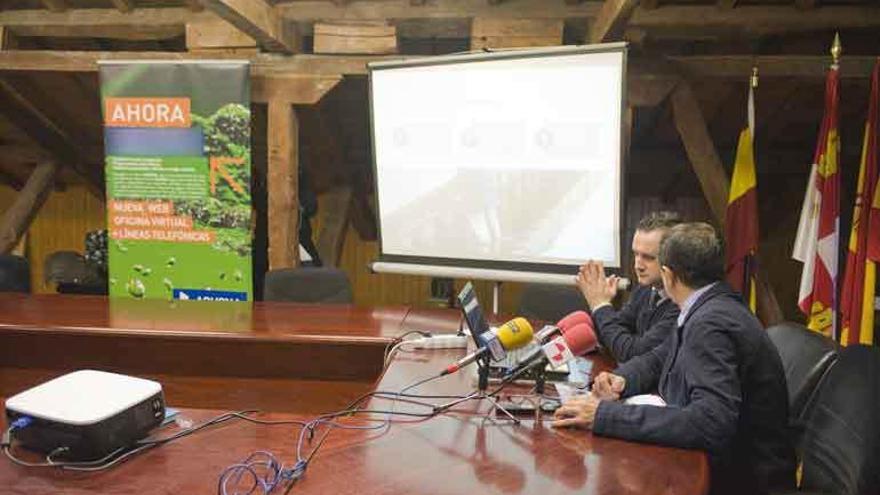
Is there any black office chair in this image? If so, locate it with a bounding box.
[263,267,353,304]
[767,322,839,422]
[516,283,586,324]
[44,251,107,295]
[796,345,880,495]
[0,254,30,293]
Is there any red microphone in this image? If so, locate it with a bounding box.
[503,320,597,380]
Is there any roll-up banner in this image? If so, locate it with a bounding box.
[99,61,252,302]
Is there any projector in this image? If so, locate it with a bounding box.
[4,370,165,461]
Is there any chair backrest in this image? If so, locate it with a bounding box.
[799,345,880,495]
[0,254,30,293]
[516,284,586,324]
[766,322,839,421]
[263,267,353,304]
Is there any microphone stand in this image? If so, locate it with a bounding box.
[431,355,520,424]
[476,354,520,424]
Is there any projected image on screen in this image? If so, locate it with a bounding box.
[370,47,624,270]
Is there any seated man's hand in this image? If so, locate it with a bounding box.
[591,371,626,401]
[576,260,618,310]
[552,393,601,430]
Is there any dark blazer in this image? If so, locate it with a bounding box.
[591,285,679,362]
[592,283,796,495]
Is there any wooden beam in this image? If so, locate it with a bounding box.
[669,81,729,226]
[0,26,11,50]
[186,0,205,12]
[349,188,377,242]
[314,22,398,54]
[0,161,57,254]
[795,0,817,10]
[186,17,257,51]
[317,185,353,267]
[669,55,877,79]
[252,75,342,104]
[200,0,298,53]
[267,100,299,270]
[590,0,639,43]
[641,0,660,10]
[628,75,677,107]
[277,0,600,19]
[110,0,135,13]
[0,50,393,76]
[717,0,738,9]
[0,78,103,198]
[471,18,563,50]
[0,8,198,40]
[630,6,880,35]
[41,0,68,13]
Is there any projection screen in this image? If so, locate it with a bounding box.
[368,44,626,282]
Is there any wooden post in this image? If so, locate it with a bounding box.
[0,161,57,254]
[670,81,730,225]
[267,100,299,270]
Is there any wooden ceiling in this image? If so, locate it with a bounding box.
[0,0,879,196]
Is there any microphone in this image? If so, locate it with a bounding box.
[441,317,534,376]
[532,310,592,346]
[502,318,597,380]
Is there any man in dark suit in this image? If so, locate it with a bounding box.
[555,223,796,495]
[577,212,681,362]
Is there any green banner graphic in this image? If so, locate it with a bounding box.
[99,61,252,302]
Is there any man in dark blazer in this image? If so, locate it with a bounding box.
[577,211,681,362]
[555,223,796,495]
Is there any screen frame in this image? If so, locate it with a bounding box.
[367,43,628,275]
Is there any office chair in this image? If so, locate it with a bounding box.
[516,283,586,324]
[263,267,353,304]
[796,345,880,495]
[766,322,839,422]
[44,250,107,294]
[0,254,30,293]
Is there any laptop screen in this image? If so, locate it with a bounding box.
[456,282,491,346]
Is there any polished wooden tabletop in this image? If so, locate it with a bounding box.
[0,295,710,494]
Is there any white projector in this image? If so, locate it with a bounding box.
[4,370,165,461]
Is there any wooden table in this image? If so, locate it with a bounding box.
[0,295,709,495]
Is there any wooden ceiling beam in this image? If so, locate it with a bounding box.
[200,0,299,53]
[110,0,136,14]
[0,49,391,76]
[590,0,639,43]
[0,78,103,198]
[0,8,198,41]
[0,161,58,254]
[186,0,205,12]
[795,0,818,10]
[41,0,68,13]
[277,0,600,19]
[670,55,876,79]
[629,6,880,35]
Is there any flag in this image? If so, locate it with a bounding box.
[725,77,759,313]
[840,60,879,346]
[793,62,841,338]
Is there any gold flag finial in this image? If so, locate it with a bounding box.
[831,32,842,65]
[751,66,759,89]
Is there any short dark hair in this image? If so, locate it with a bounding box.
[636,211,682,233]
[659,222,724,289]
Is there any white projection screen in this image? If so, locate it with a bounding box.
[368,44,626,281]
